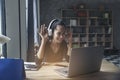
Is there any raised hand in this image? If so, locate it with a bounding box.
[38,24,48,42]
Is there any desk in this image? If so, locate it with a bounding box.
[26,60,120,80]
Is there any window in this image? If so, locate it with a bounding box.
[0,0,5,57]
[0,0,2,55]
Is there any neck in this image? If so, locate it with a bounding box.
[51,40,60,47]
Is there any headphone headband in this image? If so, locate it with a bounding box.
[48,19,57,30]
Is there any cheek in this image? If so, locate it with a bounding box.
[55,34,60,39]
[58,36,65,41]
[54,34,64,41]
[53,33,59,39]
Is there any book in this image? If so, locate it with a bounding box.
[108,27,112,34]
[70,19,77,26]
[24,62,38,71]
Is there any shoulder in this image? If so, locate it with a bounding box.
[44,40,51,48]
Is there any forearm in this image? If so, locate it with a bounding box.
[67,41,72,56]
[37,40,46,59]
[35,55,43,69]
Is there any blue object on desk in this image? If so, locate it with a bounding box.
[0,58,26,80]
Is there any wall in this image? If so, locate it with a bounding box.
[20,0,27,61]
[5,0,27,61]
[112,4,120,49]
[3,0,120,61]
[40,0,120,49]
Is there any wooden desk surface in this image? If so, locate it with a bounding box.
[26,60,120,80]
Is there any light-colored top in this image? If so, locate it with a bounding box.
[43,40,68,62]
[35,40,69,68]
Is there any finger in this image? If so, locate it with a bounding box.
[44,26,48,33]
[42,24,46,32]
[41,24,44,34]
[40,25,42,33]
[69,30,73,37]
[42,24,48,34]
[43,24,45,27]
[43,24,47,31]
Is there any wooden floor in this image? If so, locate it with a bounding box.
[25,59,120,80]
[104,54,120,67]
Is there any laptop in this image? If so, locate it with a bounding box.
[55,46,104,77]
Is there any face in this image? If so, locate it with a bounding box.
[53,25,66,43]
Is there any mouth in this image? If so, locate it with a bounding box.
[58,39,64,42]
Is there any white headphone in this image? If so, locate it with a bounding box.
[47,19,57,36]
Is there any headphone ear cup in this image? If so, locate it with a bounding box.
[48,19,57,36]
[48,29,52,36]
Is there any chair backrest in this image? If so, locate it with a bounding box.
[0,58,26,80]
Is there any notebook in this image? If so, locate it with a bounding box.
[55,46,104,77]
[24,62,38,71]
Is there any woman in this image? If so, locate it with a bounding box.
[35,19,72,68]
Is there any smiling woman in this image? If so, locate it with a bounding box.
[35,19,72,68]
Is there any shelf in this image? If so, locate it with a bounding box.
[61,8,113,49]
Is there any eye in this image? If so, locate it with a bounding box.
[62,32,65,36]
[56,31,65,36]
[57,32,61,36]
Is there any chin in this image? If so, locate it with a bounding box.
[57,40,63,43]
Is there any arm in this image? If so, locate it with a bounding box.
[65,42,72,62]
[64,32,72,62]
[67,44,72,56]
[67,31,72,56]
[35,24,48,66]
[37,39,47,59]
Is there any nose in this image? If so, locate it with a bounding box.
[60,34,65,39]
